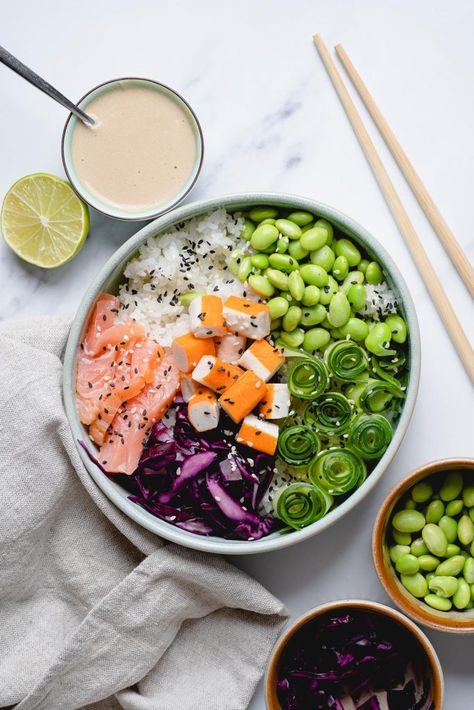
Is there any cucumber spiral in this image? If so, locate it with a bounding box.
[278,425,320,466]
[303,392,353,435]
[348,414,393,460]
[309,448,366,495]
[288,357,329,399]
[324,340,368,381]
[276,482,333,529]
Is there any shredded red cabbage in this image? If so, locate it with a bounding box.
[276,608,434,710]
[91,401,280,540]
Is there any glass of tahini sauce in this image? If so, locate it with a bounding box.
[61,78,203,220]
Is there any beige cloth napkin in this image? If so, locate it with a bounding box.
[0,317,287,710]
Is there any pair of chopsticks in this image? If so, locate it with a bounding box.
[313,35,474,384]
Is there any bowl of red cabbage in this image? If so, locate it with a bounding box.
[265,600,443,709]
[64,193,420,554]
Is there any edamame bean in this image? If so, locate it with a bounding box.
[463,486,474,508]
[300,227,327,251]
[332,255,349,281]
[405,500,417,510]
[335,238,361,267]
[412,481,433,503]
[275,218,302,239]
[393,530,412,545]
[396,553,419,574]
[328,292,351,327]
[283,306,303,332]
[424,594,452,611]
[241,219,256,241]
[390,544,411,563]
[458,515,474,545]
[303,328,331,352]
[179,291,203,307]
[268,297,289,319]
[439,515,458,543]
[347,283,367,312]
[310,245,335,272]
[280,328,305,347]
[275,235,289,253]
[251,224,279,251]
[301,304,327,326]
[341,271,364,294]
[440,472,463,502]
[314,219,334,242]
[250,253,269,270]
[445,499,463,516]
[271,319,282,331]
[287,211,314,227]
[359,259,369,274]
[425,499,444,524]
[228,249,246,275]
[266,268,289,290]
[336,318,369,342]
[288,240,309,260]
[463,558,474,584]
[401,573,427,598]
[288,271,305,301]
[249,207,278,222]
[268,253,300,272]
[238,256,253,281]
[259,218,276,225]
[446,544,461,557]
[426,572,435,585]
[301,285,321,306]
[365,322,393,357]
[366,261,383,285]
[470,508,474,523]
[385,315,407,344]
[320,276,338,305]
[436,556,465,577]
[422,523,448,556]
[247,274,275,298]
[299,264,329,287]
[418,555,440,572]
[453,578,471,609]
[429,576,458,597]
[392,509,425,533]
[411,538,429,557]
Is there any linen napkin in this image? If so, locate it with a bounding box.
[0,317,287,710]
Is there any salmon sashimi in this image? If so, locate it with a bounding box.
[82,294,121,356]
[98,356,180,475]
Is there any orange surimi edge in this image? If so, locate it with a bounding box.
[238,338,284,381]
[192,356,244,393]
[219,370,267,423]
[224,296,268,315]
[236,414,279,455]
[258,383,291,419]
[189,295,227,337]
[172,332,216,372]
[188,386,220,432]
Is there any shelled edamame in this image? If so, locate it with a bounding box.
[389,471,474,611]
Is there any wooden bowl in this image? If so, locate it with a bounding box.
[265,599,443,709]
[373,457,474,634]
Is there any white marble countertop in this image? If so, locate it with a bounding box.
[1,1,473,707]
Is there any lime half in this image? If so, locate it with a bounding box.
[1,173,89,268]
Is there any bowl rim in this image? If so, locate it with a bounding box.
[61,76,204,221]
[373,456,474,633]
[264,598,444,709]
[63,191,421,555]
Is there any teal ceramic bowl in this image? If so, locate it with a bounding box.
[63,193,421,555]
[61,77,204,220]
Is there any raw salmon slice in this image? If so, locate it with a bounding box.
[98,357,180,475]
[82,294,121,356]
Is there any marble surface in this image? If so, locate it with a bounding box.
[1,0,473,707]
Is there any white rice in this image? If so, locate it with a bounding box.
[259,463,308,517]
[117,209,256,346]
[359,282,399,321]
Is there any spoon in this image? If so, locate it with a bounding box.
[0,45,95,126]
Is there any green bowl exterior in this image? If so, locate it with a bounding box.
[63,192,421,555]
[61,78,204,221]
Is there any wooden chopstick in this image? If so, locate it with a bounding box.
[335,43,474,299]
[313,34,474,384]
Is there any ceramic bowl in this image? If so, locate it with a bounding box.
[373,457,474,633]
[63,193,420,555]
[265,599,443,709]
[62,77,204,220]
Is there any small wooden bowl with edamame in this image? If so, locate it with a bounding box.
[373,458,474,633]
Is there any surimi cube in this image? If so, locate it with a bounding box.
[258,383,291,419]
[192,355,243,394]
[218,370,267,423]
[172,333,215,373]
[189,295,226,338]
[223,296,270,340]
[216,333,246,364]
[181,375,198,403]
[237,339,284,382]
[236,414,279,455]
[188,387,220,432]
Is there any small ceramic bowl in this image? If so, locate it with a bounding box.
[373,457,474,633]
[61,77,204,220]
[265,599,443,709]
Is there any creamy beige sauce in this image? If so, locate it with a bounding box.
[71,85,197,212]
